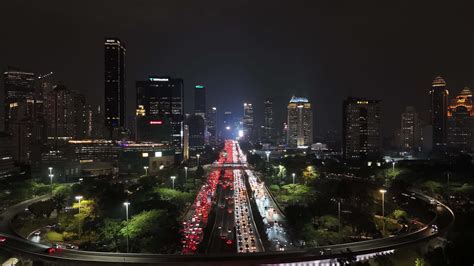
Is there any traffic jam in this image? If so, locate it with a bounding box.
[181,140,263,254]
[181,140,236,254]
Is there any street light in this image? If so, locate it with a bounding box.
[171,176,176,190]
[196,154,200,166]
[48,174,54,192]
[75,195,83,237]
[123,202,130,253]
[48,167,53,175]
[392,161,395,171]
[379,189,387,236]
[143,166,149,175]
[184,166,188,182]
[75,196,83,213]
[292,173,296,184]
[265,151,271,162]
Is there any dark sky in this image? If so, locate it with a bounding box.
[1,1,473,137]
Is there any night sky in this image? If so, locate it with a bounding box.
[1,1,472,137]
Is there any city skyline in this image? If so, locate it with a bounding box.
[0,1,472,136]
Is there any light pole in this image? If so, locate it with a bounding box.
[75,196,83,237]
[196,154,200,166]
[49,174,54,193]
[338,200,341,233]
[48,167,53,175]
[171,176,176,190]
[292,173,296,184]
[392,161,395,171]
[379,189,387,236]
[184,166,188,182]
[123,202,130,253]
[143,166,149,176]
[75,195,83,213]
[265,151,271,162]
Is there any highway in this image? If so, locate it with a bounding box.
[0,140,455,265]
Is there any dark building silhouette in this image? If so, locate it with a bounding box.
[186,115,205,150]
[136,77,184,156]
[343,97,381,160]
[104,38,126,135]
[263,98,274,143]
[429,76,449,151]
[194,85,206,118]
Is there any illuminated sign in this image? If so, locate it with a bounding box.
[149,120,163,125]
[149,78,169,82]
[195,85,205,89]
[142,153,149,157]
[155,151,162,157]
[357,101,369,104]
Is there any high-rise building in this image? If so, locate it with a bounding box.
[243,102,254,141]
[0,132,19,179]
[400,106,422,153]
[287,96,313,147]
[194,85,206,118]
[263,98,274,143]
[206,107,217,145]
[429,76,449,151]
[43,84,86,142]
[186,115,205,150]
[136,77,184,156]
[183,124,189,160]
[447,87,473,152]
[342,97,381,160]
[104,38,126,135]
[3,67,36,130]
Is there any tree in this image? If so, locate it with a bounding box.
[52,185,72,214]
[154,188,193,209]
[28,200,55,218]
[415,258,427,266]
[391,209,407,220]
[99,219,122,251]
[302,166,319,184]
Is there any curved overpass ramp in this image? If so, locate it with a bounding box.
[0,191,453,265]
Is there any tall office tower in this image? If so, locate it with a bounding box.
[3,67,36,130]
[342,97,381,160]
[429,76,449,151]
[0,132,19,180]
[287,96,313,147]
[400,106,422,153]
[44,84,86,143]
[263,98,274,142]
[194,85,206,118]
[136,77,184,156]
[447,87,473,152]
[243,102,254,141]
[104,38,126,136]
[186,115,205,150]
[206,107,217,145]
[73,93,87,139]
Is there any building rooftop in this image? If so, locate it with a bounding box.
[289,96,309,103]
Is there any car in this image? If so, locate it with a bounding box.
[46,247,57,254]
[0,236,6,243]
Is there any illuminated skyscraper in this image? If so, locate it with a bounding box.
[104,38,126,135]
[447,87,473,152]
[342,97,381,160]
[243,102,254,141]
[400,106,422,153]
[3,67,36,130]
[263,98,274,142]
[206,107,217,145]
[135,77,184,156]
[194,85,206,118]
[429,76,449,151]
[287,96,312,147]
